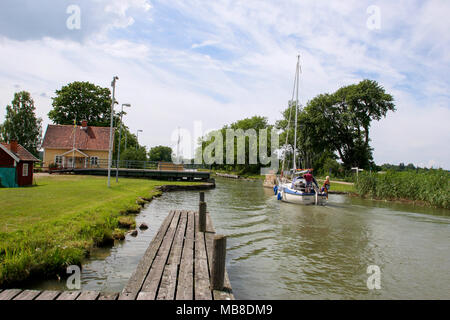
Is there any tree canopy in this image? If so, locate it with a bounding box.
[198,116,274,174]
[148,145,173,162]
[120,147,147,162]
[1,91,42,156]
[48,81,113,127]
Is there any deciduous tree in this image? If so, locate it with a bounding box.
[48,81,114,127]
[1,91,42,156]
[148,146,173,162]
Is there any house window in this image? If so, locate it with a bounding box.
[23,163,29,177]
[90,157,99,166]
[55,156,63,166]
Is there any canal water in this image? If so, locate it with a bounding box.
[30,178,450,299]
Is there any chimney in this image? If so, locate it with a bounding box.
[10,140,18,154]
[81,120,88,130]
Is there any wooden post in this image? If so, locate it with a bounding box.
[211,235,227,291]
[199,201,207,232]
[199,192,205,203]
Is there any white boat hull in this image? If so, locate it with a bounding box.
[276,183,327,205]
[281,190,327,205]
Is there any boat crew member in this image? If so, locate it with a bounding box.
[321,176,331,199]
[304,170,313,193]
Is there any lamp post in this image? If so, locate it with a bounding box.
[107,76,119,188]
[136,129,143,150]
[116,103,131,182]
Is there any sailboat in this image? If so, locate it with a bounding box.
[275,55,327,205]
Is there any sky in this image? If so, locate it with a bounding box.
[0,0,449,169]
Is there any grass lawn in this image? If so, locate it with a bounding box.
[0,174,199,286]
[317,179,355,193]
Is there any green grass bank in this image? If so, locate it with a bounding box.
[0,174,201,287]
[354,170,449,209]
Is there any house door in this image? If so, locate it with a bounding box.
[75,157,86,168]
[66,157,85,168]
[66,157,73,168]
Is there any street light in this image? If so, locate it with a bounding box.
[136,129,143,150]
[107,76,119,188]
[116,103,131,182]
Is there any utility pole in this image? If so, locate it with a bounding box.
[116,103,131,182]
[72,118,77,169]
[107,76,119,188]
[136,129,143,150]
[176,126,181,164]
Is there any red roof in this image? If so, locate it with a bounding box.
[42,124,114,151]
[0,143,40,162]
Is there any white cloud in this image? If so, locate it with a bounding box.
[191,40,220,49]
[104,0,152,29]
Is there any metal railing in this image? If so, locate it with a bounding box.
[44,159,212,171]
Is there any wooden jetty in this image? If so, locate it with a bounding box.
[0,289,119,301]
[119,206,234,300]
[215,172,240,179]
[0,193,233,301]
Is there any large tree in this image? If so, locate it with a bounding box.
[120,147,147,162]
[198,116,274,174]
[48,81,113,127]
[148,145,173,162]
[1,91,42,156]
[278,79,395,170]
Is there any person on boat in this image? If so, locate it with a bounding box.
[304,170,313,193]
[321,176,331,199]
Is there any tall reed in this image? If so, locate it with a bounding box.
[355,170,449,209]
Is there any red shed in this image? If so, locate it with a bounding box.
[0,141,40,187]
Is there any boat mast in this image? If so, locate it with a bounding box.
[281,59,299,177]
[293,55,300,171]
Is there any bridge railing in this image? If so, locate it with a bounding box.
[49,159,212,171]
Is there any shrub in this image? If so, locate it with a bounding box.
[355,169,449,209]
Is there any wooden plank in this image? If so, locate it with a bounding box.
[139,210,182,300]
[194,211,212,300]
[157,211,188,300]
[0,289,22,300]
[120,210,176,300]
[35,291,61,300]
[176,211,195,300]
[206,212,216,233]
[97,292,119,300]
[13,290,42,300]
[167,211,188,266]
[76,291,100,300]
[156,264,178,300]
[56,291,81,300]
